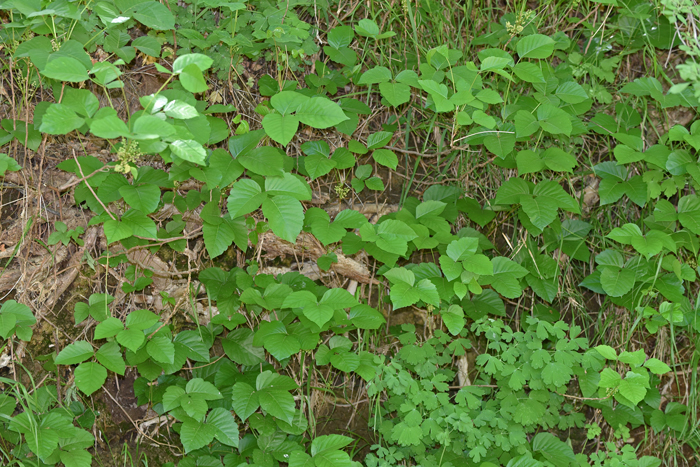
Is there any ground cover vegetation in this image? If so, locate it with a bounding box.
[0,0,698,465]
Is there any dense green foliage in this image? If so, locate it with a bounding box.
[0,0,698,466]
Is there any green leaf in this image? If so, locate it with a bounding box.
[59,449,92,467]
[537,105,572,135]
[379,82,411,107]
[95,341,125,375]
[131,1,175,30]
[678,195,700,235]
[365,177,385,191]
[358,66,392,84]
[126,309,159,330]
[630,232,665,259]
[163,100,199,119]
[173,54,214,73]
[439,256,463,281]
[0,153,22,175]
[262,195,304,243]
[599,368,622,388]
[416,279,440,306]
[74,362,108,395]
[644,358,671,374]
[238,146,285,177]
[119,184,161,214]
[203,217,246,258]
[595,345,617,360]
[180,395,209,421]
[311,434,353,456]
[512,62,545,83]
[330,350,360,372]
[541,147,577,172]
[320,288,359,309]
[258,388,295,424]
[600,267,635,297]
[556,81,589,103]
[163,386,185,411]
[618,374,647,406]
[516,34,555,59]
[464,254,493,275]
[480,257,528,299]
[187,378,223,399]
[389,282,420,309]
[39,104,85,135]
[180,420,216,453]
[541,361,572,387]
[442,304,465,335]
[103,219,133,244]
[270,91,309,114]
[265,173,312,200]
[147,336,175,364]
[514,111,539,137]
[55,341,94,365]
[231,382,259,421]
[0,300,35,340]
[516,150,544,174]
[618,349,646,366]
[532,432,576,465]
[446,237,479,261]
[132,115,175,138]
[348,305,385,329]
[296,97,349,129]
[169,140,206,165]
[122,209,157,238]
[305,153,336,180]
[372,149,398,169]
[222,329,265,365]
[90,113,130,139]
[520,196,558,230]
[495,177,531,205]
[265,333,301,360]
[117,328,145,352]
[484,133,516,159]
[41,57,89,82]
[227,179,267,217]
[207,407,239,448]
[262,113,299,146]
[302,303,335,328]
[132,35,161,57]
